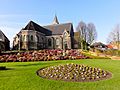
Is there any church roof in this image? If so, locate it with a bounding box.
[44,23,73,35]
[22,21,52,36]
[0,30,9,42]
[20,16,74,36]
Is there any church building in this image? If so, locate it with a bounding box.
[13,16,79,50]
[0,30,10,51]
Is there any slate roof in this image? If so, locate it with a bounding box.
[44,23,73,35]
[91,42,106,48]
[22,21,52,36]
[0,30,9,42]
[0,30,4,41]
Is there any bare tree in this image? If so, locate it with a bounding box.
[87,23,97,45]
[107,24,120,49]
[76,21,87,50]
[76,21,97,50]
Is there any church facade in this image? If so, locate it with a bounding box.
[13,16,79,50]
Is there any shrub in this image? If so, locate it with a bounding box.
[0,49,91,62]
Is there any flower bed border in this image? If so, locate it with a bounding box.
[37,64,112,82]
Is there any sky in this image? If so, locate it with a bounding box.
[0,0,120,47]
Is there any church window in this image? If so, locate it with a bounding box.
[41,37,44,42]
[64,32,67,36]
[48,38,52,46]
[37,36,39,42]
[56,38,59,45]
[22,35,25,41]
[63,32,68,39]
[31,35,33,41]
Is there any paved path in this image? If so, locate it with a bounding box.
[110,56,120,60]
[89,51,120,60]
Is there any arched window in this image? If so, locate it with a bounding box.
[22,35,25,41]
[48,38,52,46]
[31,35,33,41]
[64,32,67,36]
[41,37,44,42]
[56,38,59,45]
[37,36,39,42]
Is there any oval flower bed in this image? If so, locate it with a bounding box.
[37,63,112,82]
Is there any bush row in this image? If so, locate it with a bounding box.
[0,49,90,62]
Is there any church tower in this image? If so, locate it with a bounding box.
[52,15,59,24]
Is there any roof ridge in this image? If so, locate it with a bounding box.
[44,22,72,27]
[22,21,52,35]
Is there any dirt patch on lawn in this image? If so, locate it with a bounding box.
[111,56,120,60]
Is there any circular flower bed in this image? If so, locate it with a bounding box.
[37,63,112,82]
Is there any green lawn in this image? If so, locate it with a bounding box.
[0,59,120,90]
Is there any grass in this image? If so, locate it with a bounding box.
[0,59,120,90]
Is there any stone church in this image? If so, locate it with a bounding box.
[0,30,10,51]
[13,16,79,50]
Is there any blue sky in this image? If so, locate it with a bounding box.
[0,0,120,46]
